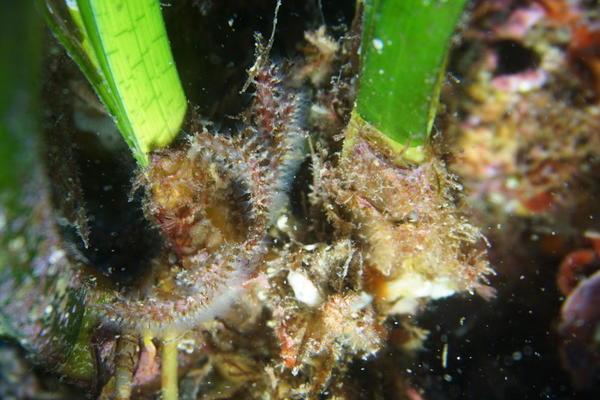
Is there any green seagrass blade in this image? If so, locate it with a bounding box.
[43,0,187,166]
[357,0,468,151]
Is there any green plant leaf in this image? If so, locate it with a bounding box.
[43,0,187,166]
[356,0,468,147]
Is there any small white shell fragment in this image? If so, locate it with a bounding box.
[303,243,318,251]
[388,297,420,315]
[350,291,373,311]
[384,273,457,303]
[287,270,322,307]
[277,214,289,231]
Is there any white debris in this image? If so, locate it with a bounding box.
[350,291,373,311]
[287,270,322,307]
[385,273,457,304]
[303,243,318,251]
[372,38,384,54]
[277,214,289,231]
[388,297,420,315]
[178,338,197,354]
[48,249,65,264]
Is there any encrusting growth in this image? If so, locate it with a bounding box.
[316,114,493,314]
[100,62,306,338]
[87,61,306,398]
[75,22,493,399]
[96,32,492,398]
[5,0,507,397]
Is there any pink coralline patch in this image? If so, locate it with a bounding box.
[491,68,547,92]
[495,3,545,39]
[277,323,299,369]
[133,340,160,387]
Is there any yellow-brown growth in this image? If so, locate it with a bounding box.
[319,116,492,313]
